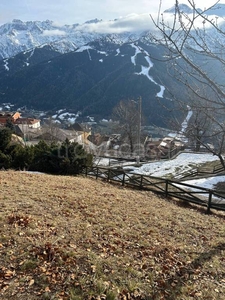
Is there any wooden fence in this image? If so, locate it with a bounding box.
[176,163,225,180]
[82,166,225,214]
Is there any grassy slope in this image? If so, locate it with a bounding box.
[0,170,225,300]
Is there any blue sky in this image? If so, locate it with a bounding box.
[0,0,222,25]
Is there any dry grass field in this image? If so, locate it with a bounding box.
[0,170,225,299]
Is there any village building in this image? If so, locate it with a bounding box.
[144,136,185,160]
[67,123,92,148]
[0,111,41,141]
[0,111,21,125]
[14,118,41,129]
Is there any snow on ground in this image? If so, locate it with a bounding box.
[130,43,142,65]
[182,176,225,190]
[93,151,225,204]
[131,153,219,178]
[135,153,225,193]
[52,111,80,123]
[180,106,193,133]
[95,152,225,190]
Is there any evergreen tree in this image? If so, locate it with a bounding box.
[10,144,34,170]
[30,139,92,174]
[0,128,12,152]
[5,119,15,132]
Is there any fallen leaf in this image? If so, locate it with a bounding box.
[29,279,34,286]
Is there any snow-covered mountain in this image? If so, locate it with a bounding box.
[1,3,225,61]
[164,3,200,14]
[0,33,179,127]
[164,2,225,16]
[0,18,141,60]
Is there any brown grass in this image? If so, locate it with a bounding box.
[0,170,225,299]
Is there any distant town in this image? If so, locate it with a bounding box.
[0,104,189,163]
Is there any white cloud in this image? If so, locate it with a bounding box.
[42,29,67,36]
[0,0,225,28]
[73,9,225,34]
[75,13,159,33]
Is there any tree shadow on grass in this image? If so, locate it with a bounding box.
[165,196,225,220]
[153,242,225,299]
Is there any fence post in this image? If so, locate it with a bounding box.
[122,173,125,186]
[207,190,212,214]
[140,175,143,189]
[165,180,169,197]
[107,169,111,181]
[96,167,99,180]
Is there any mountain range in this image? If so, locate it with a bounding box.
[0,3,225,127]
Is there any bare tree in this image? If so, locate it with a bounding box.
[112,99,141,156]
[150,0,225,168]
[41,117,62,143]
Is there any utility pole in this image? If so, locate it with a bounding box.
[137,96,142,166]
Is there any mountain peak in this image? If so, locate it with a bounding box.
[164,2,225,16]
[12,19,24,24]
[164,3,201,14]
[84,18,102,24]
[204,3,225,17]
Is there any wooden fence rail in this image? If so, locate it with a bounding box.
[175,164,225,180]
[82,166,225,214]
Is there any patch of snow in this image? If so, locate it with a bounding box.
[156,85,165,98]
[98,50,107,55]
[3,59,9,71]
[130,43,142,66]
[168,106,193,142]
[76,45,92,53]
[56,109,65,114]
[87,48,92,60]
[58,113,69,120]
[115,48,120,56]
[131,153,219,177]
[130,43,165,98]
[183,176,225,190]
[94,158,107,166]
[180,105,193,133]
[67,117,77,123]
[57,111,80,123]
[175,175,225,203]
[87,116,95,122]
[21,171,45,174]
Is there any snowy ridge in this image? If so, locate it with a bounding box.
[0,19,139,60]
[1,3,225,60]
